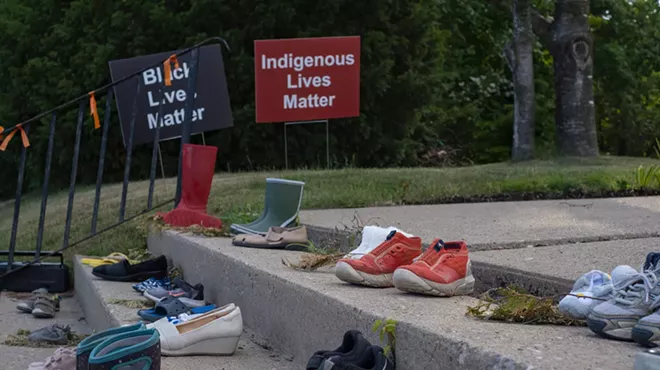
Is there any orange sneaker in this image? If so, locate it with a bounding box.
[335,231,422,287]
[392,239,474,296]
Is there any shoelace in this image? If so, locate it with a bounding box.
[370,240,395,256]
[420,248,440,265]
[420,240,449,265]
[613,268,660,307]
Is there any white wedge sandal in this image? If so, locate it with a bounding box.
[154,305,243,356]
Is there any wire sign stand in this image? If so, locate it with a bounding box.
[283,119,330,170]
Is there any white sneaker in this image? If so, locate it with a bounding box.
[558,270,613,319]
[146,303,236,329]
[345,226,413,259]
[154,305,243,356]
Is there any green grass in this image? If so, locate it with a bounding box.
[2,156,660,264]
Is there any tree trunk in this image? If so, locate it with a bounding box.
[549,0,599,156]
[507,0,536,161]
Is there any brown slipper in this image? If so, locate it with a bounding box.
[232,226,309,249]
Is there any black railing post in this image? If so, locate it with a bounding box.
[62,102,85,250]
[119,79,141,222]
[91,90,114,234]
[175,47,200,207]
[148,86,166,209]
[8,124,30,271]
[35,114,57,258]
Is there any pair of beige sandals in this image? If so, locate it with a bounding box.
[232,225,309,249]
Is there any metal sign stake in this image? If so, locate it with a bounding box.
[283,119,330,170]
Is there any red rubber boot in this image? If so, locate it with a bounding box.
[159,144,222,228]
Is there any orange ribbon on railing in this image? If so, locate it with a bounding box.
[0,124,30,151]
[163,54,180,86]
[89,91,100,129]
[0,126,4,141]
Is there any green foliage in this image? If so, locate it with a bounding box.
[0,0,450,197]
[466,286,585,326]
[0,0,660,198]
[372,318,397,360]
[632,165,660,189]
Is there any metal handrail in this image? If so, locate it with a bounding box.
[0,36,231,285]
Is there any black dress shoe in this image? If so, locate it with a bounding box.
[307,330,372,370]
[92,255,168,282]
[322,345,395,370]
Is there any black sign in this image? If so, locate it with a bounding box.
[108,44,233,148]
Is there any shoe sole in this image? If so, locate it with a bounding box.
[334,262,393,288]
[392,269,475,296]
[586,315,637,341]
[31,308,55,318]
[632,325,660,348]
[91,270,167,282]
[17,304,33,313]
[161,335,240,356]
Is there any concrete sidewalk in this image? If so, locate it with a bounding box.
[301,196,660,249]
[0,292,90,370]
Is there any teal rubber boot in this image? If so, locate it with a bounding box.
[77,323,145,369]
[88,328,160,370]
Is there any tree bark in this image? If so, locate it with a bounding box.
[507,0,536,161]
[549,0,599,156]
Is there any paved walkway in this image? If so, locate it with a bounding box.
[0,292,90,370]
[301,196,660,248]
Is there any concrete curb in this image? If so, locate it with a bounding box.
[147,230,638,370]
[471,261,573,297]
[147,231,529,370]
[73,256,121,332]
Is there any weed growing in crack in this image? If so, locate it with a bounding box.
[281,240,344,271]
[466,286,585,326]
[108,298,155,309]
[373,318,397,364]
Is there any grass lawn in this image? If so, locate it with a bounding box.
[1,156,660,264]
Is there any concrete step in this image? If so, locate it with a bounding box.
[471,238,659,283]
[471,238,660,298]
[148,230,644,370]
[300,197,660,250]
[73,256,295,370]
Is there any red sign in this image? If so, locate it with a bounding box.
[254,36,360,123]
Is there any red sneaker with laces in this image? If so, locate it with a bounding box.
[335,231,422,287]
[392,239,474,296]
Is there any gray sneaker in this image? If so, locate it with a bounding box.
[587,253,660,341]
[28,324,71,345]
[16,288,49,313]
